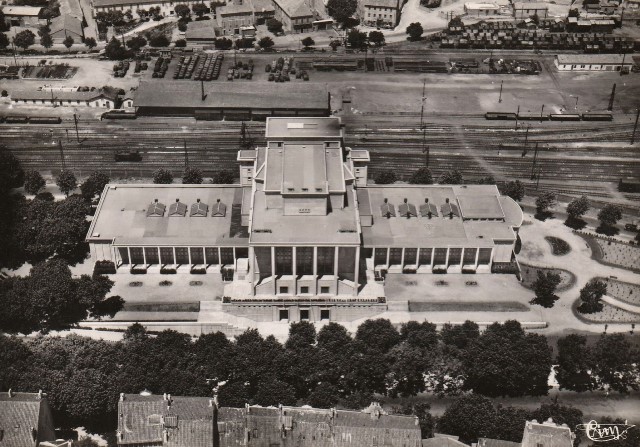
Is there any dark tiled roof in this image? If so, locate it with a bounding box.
[419,201,439,217]
[190,201,209,217]
[398,202,418,218]
[146,201,166,217]
[478,438,521,447]
[0,392,52,447]
[168,200,188,217]
[380,202,396,217]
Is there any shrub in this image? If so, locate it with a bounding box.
[94,260,117,275]
[159,280,173,286]
[1,90,7,97]
[190,280,203,286]
[175,38,187,48]
[129,281,143,286]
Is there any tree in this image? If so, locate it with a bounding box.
[386,343,431,397]
[577,279,607,314]
[368,30,385,46]
[80,171,110,202]
[258,36,274,49]
[0,152,25,193]
[63,35,74,51]
[40,32,53,49]
[355,318,400,353]
[105,37,129,60]
[438,394,496,444]
[566,195,590,222]
[448,15,464,28]
[530,270,561,308]
[123,322,149,342]
[409,167,433,184]
[174,4,191,18]
[266,18,283,34]
[438,169,463,184]
[530,402,584,445]
[212,169,235,184]
[0,33,9,50]
[568,7,579,17]
[346,29,367,49]
[23,170,46,195]
[182,167,203,184]
[175,38,187,47]
[56,170,78,197]
[0,259,119,334]
[406,22,423,41]
[597,204,622,228]
[153,168,173,184]
[13,29,35,50]
[214,37,233,50]
[555,334,596,392]
[463,321,552,397]
[535,191,557,214]
[84,37,97,49]
[501,180,525,202]
[148,34,170,47]
[301,36,315,48]
[126,35,147,51]
[326,0,357,25]
[192,2,208,17]
[441,320,480,349]
[374,170,397,184]
[308,382,340,408]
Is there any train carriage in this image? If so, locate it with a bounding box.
[581,112,613,121]
[28,116,62,124]
[485,112,517,120]
[550,113,581,121]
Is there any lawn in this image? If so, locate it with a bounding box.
[573,301,640,324]
[575,232,640,273]
[408,301,529,312]
[519,263,577,293]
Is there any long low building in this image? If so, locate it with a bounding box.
[91,0,203,19]
[554,54,634,71]
[11,88,117,108]
[87,117,523,322]
[133,81,330,119]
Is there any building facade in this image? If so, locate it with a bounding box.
[555,54,633,71]
[87,117,523,323]
[116,393,422,447]
[512,2,548,18]
[1,6,45,27]
[271,0,314,32]
[11,89,116,108]
[216,0,273,35]
[359,0,401,27]
[91,0,202,19]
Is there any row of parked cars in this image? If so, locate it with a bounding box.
[194,53,224,81]
[113,61,130,78]
[227,59,254,81]
[152,56,171,78]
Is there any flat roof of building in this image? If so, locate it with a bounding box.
[87,184,249,246]
[363,0,400,8]
[185,20,218,40]
[2,6,43,15]
[134,81,329,111]
[265,117,342,140]
[457,194,504,219]
[465,2,499,9]
[361,185,520,247]
[250,185,360,245]
[12,89,109,101]
[513,2,547,8]
[556,53,629,64]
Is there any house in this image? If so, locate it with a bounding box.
[86,117,523,322]
[521,419,574,447]
[555,53,633,71]
[49,14,84,43]
[477,438,522,447]
[359,0,401,27]
[1,6,45,27]
[0,390,57,447]
[214,0,274,36]
[272,0,314,33]
[464,2,500,16]
[512,2,548,18]
[91,0,203,20]
[116,393,422,447]
[11,88,117,108]
[185,19,220,44]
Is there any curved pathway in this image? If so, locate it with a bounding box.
[518,211,640,333]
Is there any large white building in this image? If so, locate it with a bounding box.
[87,117,523,321]
[555,54,633,71]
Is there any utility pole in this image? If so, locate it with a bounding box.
[540,104,545,122]
[631,107,639,145]
[536,166,541,190]
[58,140,66,170]
[184,140,189,169]
[73,113,80,143]
[530,142,539,179]
[620,52,626,76]
[498,80,503,103]
[515,105,520,130]
[522,125,529,157]
[608,83,616,111]
[420,79,429,167]
[11,42,17,66]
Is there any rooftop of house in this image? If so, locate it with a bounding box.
[359,185,522,248]
[265,117,342,140]
[49,13,83,36]
[512,2,548,8]
[218,1,254,15]
[11,88,112,102]
[363,0,400,8]
[0,391,51,447]
[2,5,43,15]
[556,53,629,64]
[134,81,329,111]
[272,0,314,18]
[477,438,522,447]
[422,435,470,447]
[521,419,574,447]
[185,19,219,40]
[86,184,249,246]
[465,2,499,9]
[93,0,191,7]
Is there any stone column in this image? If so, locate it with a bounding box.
[353,246,360,296]
[334,246,339,294]
[292,247,297,295]
[271,246,276,295]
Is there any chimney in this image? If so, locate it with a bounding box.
[8,389,12,398]
[217,198,221,203]
[445,197,450,203]
[154,198,158,203]
[403,198,407,203]
[212,395,220,447]
[175,198,179,202]
[383,198,388,203]
[163,393,168,400]
[162,429,168,443]
[31,427,37,441]
[424,198,429,203]
[428,211,432,219]
[116,431,123,443]
[37,390,42,400]
[120,393,125,402]
[386,212,391,219]
[197,198,201,203]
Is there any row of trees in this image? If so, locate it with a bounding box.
[375,168,488,186]
[0,29,96,52]
[152,168,236,184]
[1,321,637,439]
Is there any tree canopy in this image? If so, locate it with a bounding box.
[80,171,110,202]
[406,22,423,41]
[212,169,235,184]
[182,167,204,184]
[409,167,433,184]
[258,36,274,49]
[56,170,78,196]
[566,195,590,220]
[153,168,174,184]
[438,169,463,185]
[597,204,622,227]
[530,270,561,308]
[535,191,557,214]
[13,29,35,50]
[24,170,46,195]
[577,279,607,314]
[368,30,385,46]
[301,36,315,48]
[327,0,357,25]
[374,170,397,184]
[501,180,525,202]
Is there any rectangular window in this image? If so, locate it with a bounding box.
[296,247,313,275]
[279,308,289,320]
[276,247,293,275]
[205,247,219,265]
[235,247,248,258]
[419,248,432,265]
[320,286,330,294]
[478,248,492,265]
[175,247,189,264]
[448,248,462,266]
[118,247,130,264]
[160,247,175,265]
[320,309,330,320]
[279,286,289,294]
[130,247,144,264]
[389,248,402,265]
[220,247,234,265]
[463,248,477,264]
[433,248,447,265]
[403,248,417,265]
[316,247,334,276]
[190,247,204,264]
[374,248,387,266]
[300,308,310,320]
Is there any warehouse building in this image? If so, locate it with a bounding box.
[1,6,45,27]
[512,1,548,18]
[132,81,330,118]
[11,88,117,108]
[554,54,633,71]
[49,14,84,43]
[91,0,202,19]
[464,2,501,16]
[116,394,421,447]
[87,117,523,321]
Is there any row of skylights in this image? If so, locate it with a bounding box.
[380,198,460,219]
[146,199,226,218]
